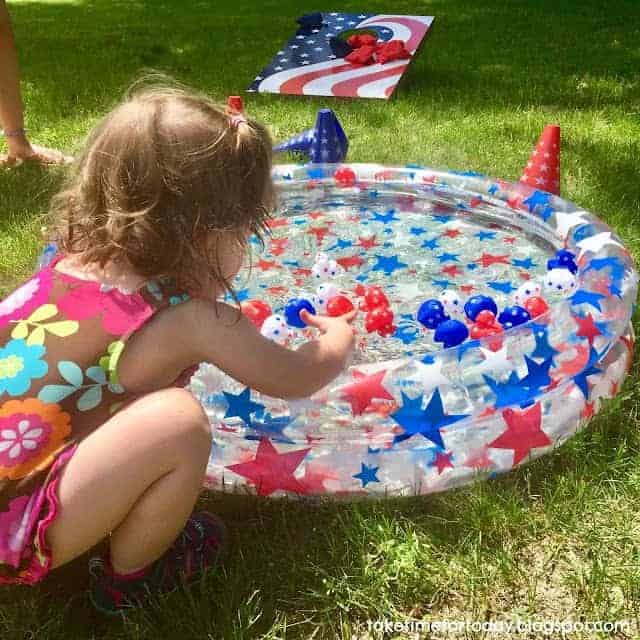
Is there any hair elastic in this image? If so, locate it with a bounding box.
[229,114,248,129]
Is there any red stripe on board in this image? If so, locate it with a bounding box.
[330,63,407,97]
[280,62,355,94]
[360,16,430,51]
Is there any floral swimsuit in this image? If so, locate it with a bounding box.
[0,256,188,584]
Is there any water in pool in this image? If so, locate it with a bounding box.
[231,190,558,364]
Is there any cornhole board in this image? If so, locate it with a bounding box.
[246,13,434,100]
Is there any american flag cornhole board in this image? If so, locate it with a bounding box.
[246,13,434,100]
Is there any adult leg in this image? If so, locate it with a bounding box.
[46,387,212,574]
[0,1,71,164]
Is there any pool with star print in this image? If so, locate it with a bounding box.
[190,164,637,498]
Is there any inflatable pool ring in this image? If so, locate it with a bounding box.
[190,164,638,498]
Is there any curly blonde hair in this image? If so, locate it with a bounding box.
[50,81,276,298]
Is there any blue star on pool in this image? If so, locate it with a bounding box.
[307,167,326,179]
[393,323,419,345]
[327,239,353,251]
[223,387,265,426]
[225,287,250,303]
[531,324,560,361]
[391,390,469,448]
[487,183,500,195]
[432,215,452,224]
[421,237,440,250]
[372,209,399,224]
[540,205,555,221]
[476,231,496,241]
[372,254,408,275]
[245,413,294,444]
[483,371,537,408]
[410,227,426,236]
[570,289,606,311]
[609,282,623,297]
[584,256,625,281]
[512,257,537,269]
[523,190,552,214]
[488,281,515,294]
[437,252,460,263]
[467,263,478,271]
[353,463,380,487]
[432,279,452,289]
[572,347,604,398]
[520,355,553,390]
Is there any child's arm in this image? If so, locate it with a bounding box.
[183,299,355,400]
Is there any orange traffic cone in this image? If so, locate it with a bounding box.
[226,95,244,115]
[519,124,560,195]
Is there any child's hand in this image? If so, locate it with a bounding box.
[299,308,356,332]
[299,309,356,369]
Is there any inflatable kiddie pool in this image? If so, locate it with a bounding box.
[190,163,637,498]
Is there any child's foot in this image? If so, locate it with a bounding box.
[88,511,228,615]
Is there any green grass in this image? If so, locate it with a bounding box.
[1,0,639,638]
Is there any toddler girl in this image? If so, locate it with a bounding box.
[0,85,355,614]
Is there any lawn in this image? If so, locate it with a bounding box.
[0,0,639,638]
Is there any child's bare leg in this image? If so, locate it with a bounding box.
[46,387,212,574]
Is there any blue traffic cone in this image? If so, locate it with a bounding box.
[274,108,348,163]
[309,108,348,163]
[273,128,316,154]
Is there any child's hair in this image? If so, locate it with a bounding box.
[50,80,276,298]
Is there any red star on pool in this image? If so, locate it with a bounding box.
[506,196,522,209]
[226,438,310,496]
[443,228,462,239]
[267,286,288,295]
[339,370,394,416]
[478,253,510,268]
[307,227,332,245]
[442,265,462,277]
[268,218,288,229]
[337,254,365,270]
[358,235,378,249]
[489,403,552,465]
[469,197,483,208]
[581,401,596,419]
[293,267,312,277]
[460,284,475,294]
[256,259,281,271]
[574,313,603,345]
[503,236,517,245]
[309,211,325,220]
[299,463,339,494]
[464,447,493,470]
[270,238,289,256]
[434,451,454,474]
